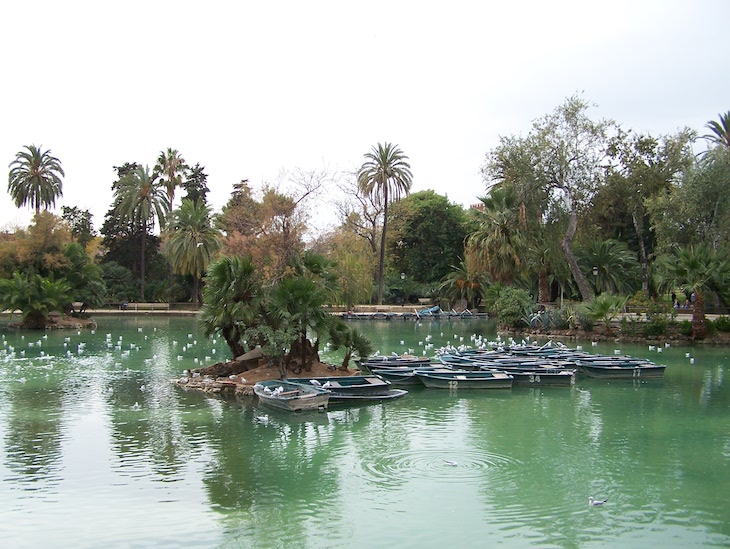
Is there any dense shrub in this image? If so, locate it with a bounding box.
[643,316,668,336]
[678,320,692,337]
[714,316,730,332]
[494,287,535,328]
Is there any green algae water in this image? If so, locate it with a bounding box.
[1,315,728,548]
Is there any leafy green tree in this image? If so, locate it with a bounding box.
[60,243,106,312]
[100,261,139,303]
[357,142,413,304]
[484,96,612,301]
[581,293,628,336]
[61,206,96,248]
[164,199,221,304]
[181,163,210,204]
[602,130,694,291]
[113,165,169,300]
[199,255,261,360]
[13,212,71,277]
[7,145,64,213]
[387,190,469,284]
[647,150,730,253]
[0,272,72,328]
[493,286,535,328]
[656,245,730,339]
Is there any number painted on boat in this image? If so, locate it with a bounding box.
[633,368,641,378]
[529,375,541,383]
[448,380,458,389]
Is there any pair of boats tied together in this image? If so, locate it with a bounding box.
[254,340,666,411]
[253,375,408,412]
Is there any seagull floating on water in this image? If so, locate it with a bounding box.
[443,460,458,467]
[589,497,608,506]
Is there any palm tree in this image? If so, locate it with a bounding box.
[113,165,169,300]
[656,245,730,340]
[155,148,187,214]
[577,239,641,295]
[703,111,730,151]
[438,260,488,310]
[267,275,330,372]
[164,199,221,305]
[357,142,412,304]
[199,255,261,360]
[582,293,628,336]
[8,145,64,213]
[466,185,526,285]
[0,272,72,329]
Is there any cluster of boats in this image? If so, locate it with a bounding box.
[253,342,666,412]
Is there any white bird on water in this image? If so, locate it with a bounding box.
[443,460,458,467]
[589,497,608,506]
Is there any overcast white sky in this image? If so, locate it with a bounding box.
[1,0,727,234]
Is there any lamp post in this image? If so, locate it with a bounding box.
[401,272,406,307]
[592,266,599,295]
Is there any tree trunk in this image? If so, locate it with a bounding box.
[140,220,146,300]
[632,207,650,294]
[561,210,594,301]
[377,192,389,305]
[223,325,246,358]
[192,275,200,306]
[691,291,706,340]
[538,267,550,304]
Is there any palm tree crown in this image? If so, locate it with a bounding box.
[357,142,412,304]
[165,199,221,304]
[155,148,187,215]
[703,111,730,151]
[8,144,64,213]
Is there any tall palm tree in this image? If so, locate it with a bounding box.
[577,239,641,295]
[155,148,187,214]
[114,165,168,300]
[703,111,730,151]
[8,145,64,213]
[656,245,730,340]
[357,142,412,304]
[164,199,221,305]
[466,185,526,285]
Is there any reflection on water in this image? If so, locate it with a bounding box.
[0,316,729,547]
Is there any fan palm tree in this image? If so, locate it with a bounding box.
[0,272,72,329]
[8,145,64,213]
[267,275,330,372]
[577,239,641,295]
[656,245,730,340]
[164,199,221,305]
[114,165,169,300]
[466,185,526,285]
[199,255,261,360]
[357,142,412,304]
[703,111,730,151]
[582,293,628,336]
[438,260,488,310]
[155,148,188,214]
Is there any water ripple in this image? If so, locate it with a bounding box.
[359,447,520,485]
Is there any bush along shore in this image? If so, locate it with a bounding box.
[504,312,730,346]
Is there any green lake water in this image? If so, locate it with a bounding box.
[0,315,728,548]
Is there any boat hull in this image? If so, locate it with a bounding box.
[416,371,513,389]
[579,364,666,379]
[253,380,330,411]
